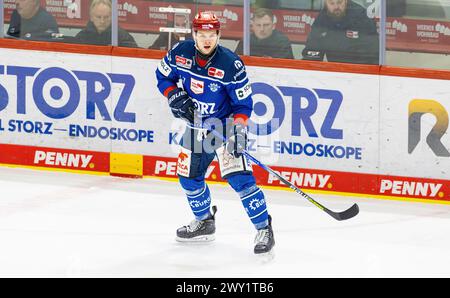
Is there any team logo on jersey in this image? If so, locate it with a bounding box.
[176,55,192,69]
[346,30,359,39]
[234,60,243,69]
[208,83,220,92]
[208,67,225,79]
[190,78,204,94]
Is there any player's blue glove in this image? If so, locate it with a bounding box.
[226,123,247,158]
[167,88,195,124]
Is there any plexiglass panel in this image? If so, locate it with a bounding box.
[115,0,244,51]
[300,0,380,64]
[384,0,450,69]
[3,0,114,46]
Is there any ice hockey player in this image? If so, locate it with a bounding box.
[155,11,275,255]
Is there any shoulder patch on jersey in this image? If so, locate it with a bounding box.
[158,58,172,77]
[235,82,252,100]
[190,78,204,94]
[176,55,192,69]
[231,58,247,81]
[208,67,225,79]
[234,60,244,69]
[233,66,246,81]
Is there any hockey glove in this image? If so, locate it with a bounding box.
[226,123,247,158]
[167,88,196,124]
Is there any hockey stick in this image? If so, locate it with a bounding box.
[240,153,359,221]
[200,122,359,221]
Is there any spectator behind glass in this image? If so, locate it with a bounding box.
[302,0,379,64]
[236,8,293,59]
[74,0,138,47]
[388,0,406,17]
[150,13,192,50]
[7,0,59,40]
[252,0,280,9]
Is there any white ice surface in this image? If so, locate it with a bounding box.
[0,166,449,277]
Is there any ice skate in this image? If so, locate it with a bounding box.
[254,215,275,260]
[176,206,217,242]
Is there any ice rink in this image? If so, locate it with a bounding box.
[0,166,449,278]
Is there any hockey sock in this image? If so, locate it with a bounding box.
[179,176,212,221]
[227,173,269,229]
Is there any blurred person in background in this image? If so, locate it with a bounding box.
[236,8,293,59]
[302,0,379,64]
[150,13,192,50]
[388,0,406,17]
[74,0,137,47]
[7,0,59,40]
[252,0,280,9]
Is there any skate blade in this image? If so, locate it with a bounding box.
[255,249,275,263]
[176,234,215,243]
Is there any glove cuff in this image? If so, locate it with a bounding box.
[233,114,249,126]
[164,85,178,98]
[164,86,182,98]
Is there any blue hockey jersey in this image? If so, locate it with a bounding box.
[155,40,253,123]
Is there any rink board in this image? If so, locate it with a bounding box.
[0,42,448,203]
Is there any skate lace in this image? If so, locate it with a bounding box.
[255,229,270,245]
[187,219,203,232]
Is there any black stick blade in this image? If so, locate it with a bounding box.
[326,203,359,221]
